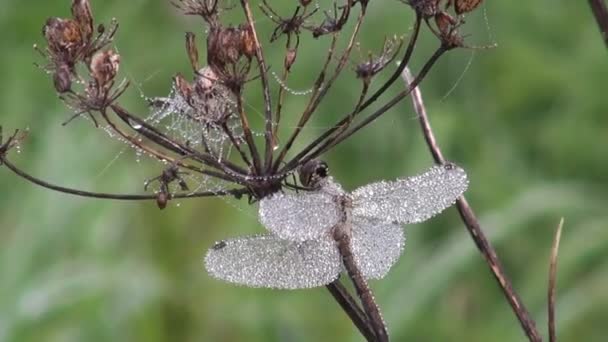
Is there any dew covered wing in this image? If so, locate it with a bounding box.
[351,164,468,224]
[351,217,405,280]
[259,191,341,242]
[204,235,342,289]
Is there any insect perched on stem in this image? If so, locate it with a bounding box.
[205,160,469,341]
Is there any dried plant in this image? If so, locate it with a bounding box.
[0,1,554,341]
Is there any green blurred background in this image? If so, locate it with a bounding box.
[1,1,607,341]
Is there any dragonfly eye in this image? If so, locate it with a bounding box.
[298,159,329,188]
[315,162,328,179]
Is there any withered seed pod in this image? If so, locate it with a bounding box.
[90,49,120,87]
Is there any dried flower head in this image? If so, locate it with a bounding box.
[355,36,404,84]
[90,49,120,87]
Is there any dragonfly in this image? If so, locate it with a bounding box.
[204,160,468,341]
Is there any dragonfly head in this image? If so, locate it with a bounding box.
[298,159,329,189]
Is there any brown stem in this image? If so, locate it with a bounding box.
[326,280,376,342]
[291,46,446,171]
[274,7,365,171]
[402,67,542,342]
[0,156,247,201]
[110,104,247,176]
[235,93,262,174]
[277,15,422,173]
[588,0,608,47]
[273,34,340,172]
[548,218,564,342]
[240,0,275,172]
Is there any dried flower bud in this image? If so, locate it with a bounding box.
[447,0,484,15]
[90,50,120,86]
[207,25,254,70]
[355,36,402,82]
[299,0,313,6]
[156,191,169,210]
[53,63,73,93]
[434,12,456,36]
[194,66,220,93]
[185,32,200,72]
[284,48,297,71]
[173,73,194,105]
[71,0,94,42]
[239,25,256,59]
[43,17,83,59]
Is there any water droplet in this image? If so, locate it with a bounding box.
[128,119,142,130]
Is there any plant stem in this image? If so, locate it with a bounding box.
[588,0,608,47]
[401,68,542,342]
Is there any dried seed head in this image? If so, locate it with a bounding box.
[71,0,94,42]
[43,17,83,59]
[284,48,297,71]
[156,191,169,210]
[447,0,484,15]
[53,63,73,93]
[355,36,402,83]
[434,12,464,48]
[207,25,254,70]
[173,73,193,104]
[90,49,120,86]
[299,0,313,6]
[405,0,439,18]
[240,25,256,59]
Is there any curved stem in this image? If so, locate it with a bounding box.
[588,0,608,47]
[288,45,446,173]
[326,280,376,342]
[240,0,274,173]
[402,67,542,342]
[548,218,564,342]
[0,156,248,200]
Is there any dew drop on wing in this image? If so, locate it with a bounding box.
[350,163,469,224]
[258,191,341,242]
[204,234,342,289]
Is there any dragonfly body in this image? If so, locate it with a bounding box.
[331,192,389,342]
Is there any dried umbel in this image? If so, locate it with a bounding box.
[15,0,491,209]
[404,0,485,48]
[1,1,495,340]
[206,24,255,91]
[90,49,120,88]
[171,66,236,126]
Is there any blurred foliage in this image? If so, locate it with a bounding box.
[1,1,607,341]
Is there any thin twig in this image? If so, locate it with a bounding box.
[326,280,377,342]
[548,218,564,342]
[0,156,247,200]
[588,0,608,47]
[235,92,263,173]
[401,67,542,342]
[240,0,275,173]
[274,7,365,171]
[277,15,422,173]
[288,45,446,172]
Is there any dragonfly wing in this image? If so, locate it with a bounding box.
[259,192,341,242]
[351,163,468,224]
[351,217,405,280]
[204,234,341,289]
